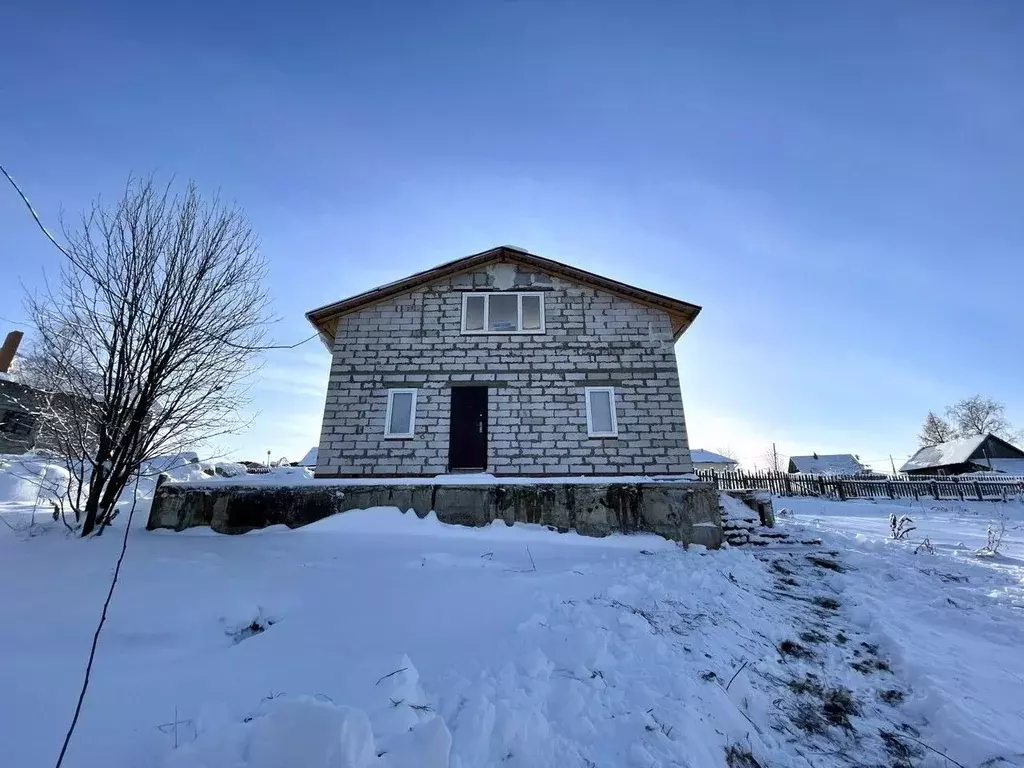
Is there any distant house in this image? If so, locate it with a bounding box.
[690,449,738,473]
[899,434,1024,476]
[297,447,318,467]
[788,454,866,475]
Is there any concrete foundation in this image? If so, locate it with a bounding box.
[146,480,723,548]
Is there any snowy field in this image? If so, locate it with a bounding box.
[1,457,1023,767]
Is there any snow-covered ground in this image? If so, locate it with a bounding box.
[2,456,1023,767]
[780,496,1024,763]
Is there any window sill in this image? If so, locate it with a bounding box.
[587,433,619,439]
[460,329,546,335]
[383,434,415,440]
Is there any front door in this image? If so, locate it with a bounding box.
[449,386,488,471]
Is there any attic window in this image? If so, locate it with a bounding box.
[461,293,545,334]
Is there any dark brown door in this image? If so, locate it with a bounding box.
[449,386,488,471]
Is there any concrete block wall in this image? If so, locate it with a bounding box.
[316,262,694,477]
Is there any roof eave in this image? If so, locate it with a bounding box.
[306,246,702,344]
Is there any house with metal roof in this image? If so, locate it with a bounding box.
[690,449,739,472]
[787,453,866,475]
[899,434,1024,476]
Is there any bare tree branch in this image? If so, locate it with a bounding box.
[919,411,957,446]
[25,176,272,535]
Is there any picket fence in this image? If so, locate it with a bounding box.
[695,469,1024,502]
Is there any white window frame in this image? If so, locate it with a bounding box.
[584,386,619,438]
[384,388,418,438]
[460,292,546,334]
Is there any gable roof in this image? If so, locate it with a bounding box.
[689,449,738,465]
[899,433,1024,473]
[306,245,701,345]
[788,454,865,475]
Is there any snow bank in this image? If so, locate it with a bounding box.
[0,453,70,506]
[167,658,453,768]
[301,507,678,549]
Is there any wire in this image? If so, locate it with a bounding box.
[53,472,142,768]
[1,163,321,352]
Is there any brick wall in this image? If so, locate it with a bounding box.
[316,263,694,476]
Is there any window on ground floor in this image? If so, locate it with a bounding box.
[584,387,618,437]
[384,389,417,438]
[461,292,545,334]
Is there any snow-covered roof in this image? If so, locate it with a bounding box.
[788,454,865,475]
[689,449,737,466]
[899,435,988,473]
[298,446,318,467]
[962,458,1024,477]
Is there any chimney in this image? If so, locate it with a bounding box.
[0,330,24,374]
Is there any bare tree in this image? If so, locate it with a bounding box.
[713,446,739,465]
[919,411,957,446]
[762,444,786,472]
[26,177,270,536]
[946,396,1015,441]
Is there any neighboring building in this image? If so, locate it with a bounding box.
[899,434,1024,476]
[305,245,702,477]
[788,453,866,475]
[0,331,102,456]
[297,446,319,467]
[690,449,738,473]
[0,379,43,453]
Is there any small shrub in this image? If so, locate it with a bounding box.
[799,629,828,645]
[879,729,918,763]
[724,744,762,767]
[878,689,905,705]
[976,511,1007,557]
[813,596,840,610]
[914,537,935,555]
[822,687,859,729]
[851,658,891,674]
[890,514,916,540]
[835,631,849,644]
[786,675,823,696]
[793,701,827,734]
[778,640,813,659]
[806,555,845,572]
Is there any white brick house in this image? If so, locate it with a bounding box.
[305,246,702,478]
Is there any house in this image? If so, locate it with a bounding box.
[305,245,702,477]
[297,447,319,467]
[788,453,866,475]
[899,434,1024,476]
[0,330,102,456]
[690,449,738,472]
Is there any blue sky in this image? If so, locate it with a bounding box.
[2,1,1022,469]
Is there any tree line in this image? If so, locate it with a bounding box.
[919,395,1019,447]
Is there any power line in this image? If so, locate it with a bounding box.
[1,163,321,352]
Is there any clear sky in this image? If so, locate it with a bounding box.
[1,1,1022,470]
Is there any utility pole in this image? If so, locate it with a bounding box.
[772,442,779,473]
[889,454,897,475]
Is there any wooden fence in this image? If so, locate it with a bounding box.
[695,469,1024,502]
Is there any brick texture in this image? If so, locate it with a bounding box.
[315,263,694,476]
